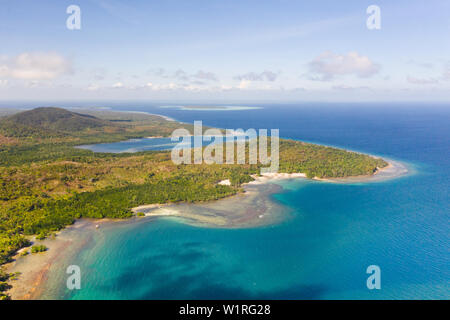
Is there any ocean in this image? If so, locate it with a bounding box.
[36,102,449,299]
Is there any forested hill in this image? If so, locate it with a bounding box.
[0,107,195,165]
[5,107,109,133]
[0,107,114,139]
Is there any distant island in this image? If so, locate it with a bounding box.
[0,107,388,299]
[159,105,262,111]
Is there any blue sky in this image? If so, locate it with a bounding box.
[0,0,449,102]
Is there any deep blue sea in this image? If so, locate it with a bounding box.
[31,102,449,299]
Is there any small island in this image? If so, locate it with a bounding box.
[0,107,389,299]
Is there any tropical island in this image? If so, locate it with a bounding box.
[0,107,388,299]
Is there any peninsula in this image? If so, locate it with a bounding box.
[0,107,389,299]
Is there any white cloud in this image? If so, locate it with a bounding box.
[234,71,279,82]
[308,51,380,81]
[150,82,178,90]
[147,68,166,77]
[91,68,107,81]
[442,65,450,81]
[192,70,218,81]
[406,63,450,84]
[332,85,371,91]
[0,52,72,80]
[112,82,124,88]
[407,76,438,85]
[25,81,40,88]
[332,84,371,91]
[147,68,219,82]
[238,80,251,89]
[87,84,100,91]
[407,60,434,69]
[173,69,189,81]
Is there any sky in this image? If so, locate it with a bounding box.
[0,0,450,102]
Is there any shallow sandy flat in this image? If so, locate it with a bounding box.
[133,182,291,228]
[5,219,108,300]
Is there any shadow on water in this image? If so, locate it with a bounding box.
[92,243,326,300]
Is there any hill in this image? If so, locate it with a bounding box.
[1,107,109,136]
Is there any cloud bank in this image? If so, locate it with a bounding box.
[308,51,380,80]
[234,71,279,82]
[148,68,218,83]
[0,52,72,80]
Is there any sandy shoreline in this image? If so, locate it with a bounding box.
[131,172,311,227]
[4,159,407,300]
[133,181,289,229]
[4,237,70,300]
[107,109,177,122]
[4,218,113,300]
[130,160,407,227]
[312,159,408,183]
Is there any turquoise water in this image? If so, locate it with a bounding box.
[45,103,449,299]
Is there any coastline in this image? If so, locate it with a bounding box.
[4,158,407,300]
[101,109,177,122]
[4,179,292,299]
[312,159,408,183]
[4,236,70,300]
[133,180,291,229]
[4,218,114,300]
[129,159,407,227]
